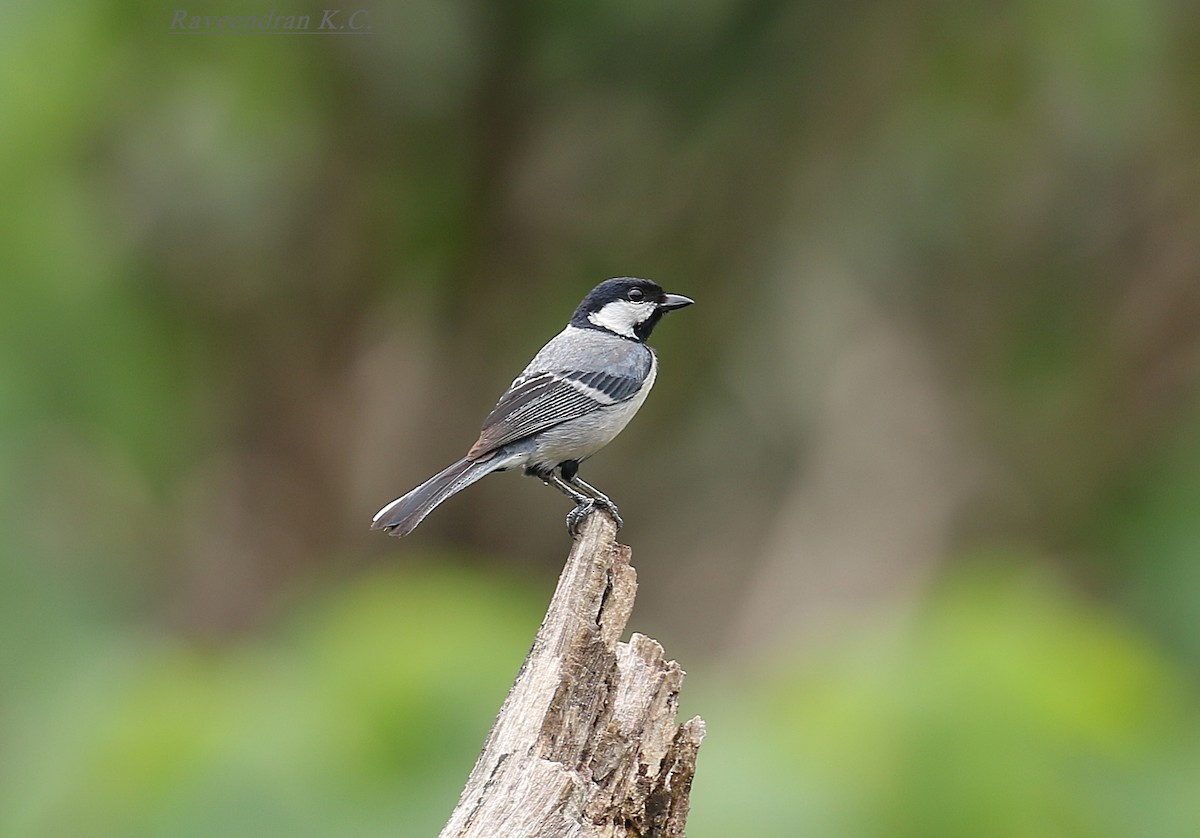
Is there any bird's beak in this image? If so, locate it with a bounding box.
[658,293,694,311]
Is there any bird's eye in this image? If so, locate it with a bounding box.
[628,288,645,302]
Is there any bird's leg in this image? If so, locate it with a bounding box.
[528,465,597,536]
[549,473,602,536]
[540,471,590,505]
[558,461,623,531]
[566,475,623,530]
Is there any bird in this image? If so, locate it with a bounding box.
[371,276,694,538]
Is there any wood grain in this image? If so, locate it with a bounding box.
[440,511,705,837]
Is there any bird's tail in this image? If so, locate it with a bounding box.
[371,456,504,537]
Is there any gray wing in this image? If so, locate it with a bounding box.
[468,328,652,460]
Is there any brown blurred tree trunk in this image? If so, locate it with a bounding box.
[440,513,705,838]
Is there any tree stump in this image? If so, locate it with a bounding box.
[440,511,705,837]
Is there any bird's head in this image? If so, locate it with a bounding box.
[570,277,694,342]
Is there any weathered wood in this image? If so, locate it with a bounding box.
[440,511,705,838]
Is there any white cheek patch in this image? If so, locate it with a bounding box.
[588,300,655,338]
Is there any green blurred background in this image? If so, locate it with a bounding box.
[3,1,1200,835]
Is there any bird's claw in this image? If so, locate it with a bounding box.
[565,499,594,535]
[596,496,623,529]
[565,497,623,536]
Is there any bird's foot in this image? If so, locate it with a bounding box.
[565,497,623,536]
[565,499,595,536]
[593,496,623,529]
